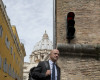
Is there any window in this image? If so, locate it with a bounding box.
[0,56,2,69]
[36,55,38,59]
[3,58,7,72]
[14,35,20,51]
[9,64,11,76]
[11,68,13,77]
[41,55,44,59]
[12,68,14,78]
[23,76,27,79]
[10,46,13,55]
[0,25,3,37]
[5,36,10,49]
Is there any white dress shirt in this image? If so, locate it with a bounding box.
[49,60,57,80]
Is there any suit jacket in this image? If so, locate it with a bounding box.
[32,60,60,80]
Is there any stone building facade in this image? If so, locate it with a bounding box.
[55,0,100,80]
[23,31,53,80]
[0,0,26,80]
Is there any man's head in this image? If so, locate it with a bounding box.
[49,49,59,62]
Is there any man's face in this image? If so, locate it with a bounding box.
[50,49,59,62]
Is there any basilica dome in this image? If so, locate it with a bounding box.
[30,31,53,63]
[23,31,53,80]
[33,31,53,51]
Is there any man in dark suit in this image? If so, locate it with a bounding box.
[32,49,60,80]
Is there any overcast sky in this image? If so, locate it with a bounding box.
[3,0,53,62]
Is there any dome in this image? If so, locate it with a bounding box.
[33,31,53,51]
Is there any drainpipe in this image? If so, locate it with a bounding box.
[53,0,56,49]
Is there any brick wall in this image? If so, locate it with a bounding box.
[56,0,100,44]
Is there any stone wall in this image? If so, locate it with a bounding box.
[56,0,100,44]
[58,54,100,80]
[55,0,100,80]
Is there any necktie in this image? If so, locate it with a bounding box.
[52,63,55,80]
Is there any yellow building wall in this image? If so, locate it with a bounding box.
[0,0,26,80]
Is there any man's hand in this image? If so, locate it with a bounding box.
[45,70,51,76]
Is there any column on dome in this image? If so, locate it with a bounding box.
[32,54,35,63]
[38,52,40,60]
[30,53,35,63]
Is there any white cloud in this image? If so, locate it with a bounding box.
[3,0,53,62]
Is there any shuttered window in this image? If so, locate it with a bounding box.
[0,25,3,37]
[3,58,7,72]
[9,64,11,76]
[5,36,10,49]
[10,46,13,55]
